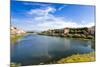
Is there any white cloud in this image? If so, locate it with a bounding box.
[16,6,94,31]
[58,5,67,10]
[32,20,94,31]
[28,7,56,16]
[23,2,51,7]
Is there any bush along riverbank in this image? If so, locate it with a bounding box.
[38,26,95,40]
[10,63,21,67]
[10,52,95,66]
[38,33,95,40]
[11,34,25,43]
[57,52,95,64]
[38,52,95,65]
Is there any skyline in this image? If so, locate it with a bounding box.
[11,1,95,32]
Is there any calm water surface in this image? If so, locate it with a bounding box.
[11,34,94,65]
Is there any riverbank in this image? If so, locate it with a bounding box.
[11,34,95,66]
[10,52,95,66]
[11,34,25,43]
[57,52,95,64]
[38,33,95,41]
[10,63,21,67]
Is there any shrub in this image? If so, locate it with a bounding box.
[87,35,94,39]
[81,34,86,38]
[57,52,95,64]
[72,34,81,38]
[10,63,21,67]
[66,34,73,37]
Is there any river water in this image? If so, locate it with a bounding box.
[11,34,94,65]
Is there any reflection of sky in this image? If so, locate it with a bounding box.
[11,34,94,65]
[11,1,95,31]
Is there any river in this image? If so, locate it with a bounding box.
[11,34,94,66]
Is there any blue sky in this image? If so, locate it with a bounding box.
[11,1,95,32]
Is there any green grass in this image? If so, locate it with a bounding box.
[10,63,21,67]
[11,34,24,43]
[57,52,95,64]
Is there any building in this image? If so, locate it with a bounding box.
[41,26,95,36]
[46,28,69,35]
[88,26,95,35]
[11,26,17,35]
[64,27,69,34]
[11,26,26,35]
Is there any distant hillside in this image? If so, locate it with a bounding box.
[39,26,95,39]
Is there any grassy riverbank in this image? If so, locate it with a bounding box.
[10,63,21,67]
[11,34,24,43]
[10,52,95,66]
[57,52,95,64]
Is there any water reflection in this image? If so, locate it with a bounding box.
[11,34,95,65]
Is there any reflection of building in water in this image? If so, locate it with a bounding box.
[87,41,92,48]
[63,38,71,50]
[87,41,95,50]
[41,40,52,59]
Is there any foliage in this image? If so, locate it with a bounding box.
[72,34,81,38]
[69,29,75,33]
[11,34,24,43]
[87,35,94,39]
[80,34,86,38]
[10,63,21,67]
[57,52,95,64]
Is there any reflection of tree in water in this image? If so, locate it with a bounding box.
[91,41,95,50]
[87,40,95,50]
